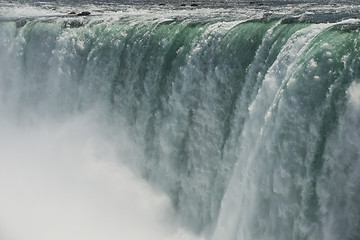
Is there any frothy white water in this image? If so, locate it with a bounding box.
[0,113,202,240]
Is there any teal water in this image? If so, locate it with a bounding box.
[1,4,360,240]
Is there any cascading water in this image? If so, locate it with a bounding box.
[1,2,360,240]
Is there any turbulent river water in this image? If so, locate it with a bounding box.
[1,1,360,240]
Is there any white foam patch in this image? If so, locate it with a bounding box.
[0,114,202,240]
[347,81,360,110]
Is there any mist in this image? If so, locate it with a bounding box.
[0,113,201,240]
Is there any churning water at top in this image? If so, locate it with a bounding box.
[1,1,360,240]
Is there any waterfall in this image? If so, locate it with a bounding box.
[1,8,360,239]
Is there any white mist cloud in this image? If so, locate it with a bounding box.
[0,114,202,240]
